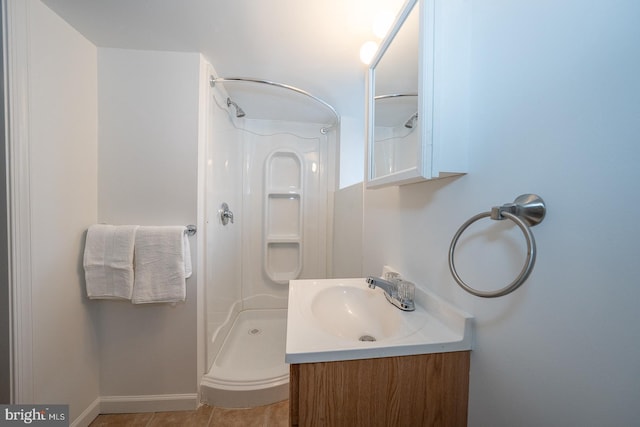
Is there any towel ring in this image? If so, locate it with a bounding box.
[448,194,546,298]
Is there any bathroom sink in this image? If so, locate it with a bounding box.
[310,284,425,341]
[286,277,473,363]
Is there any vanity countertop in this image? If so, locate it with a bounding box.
[285,277,473,364]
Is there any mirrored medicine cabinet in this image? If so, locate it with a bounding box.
[366,0,469,188]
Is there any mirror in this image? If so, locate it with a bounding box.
[366,0,435,188]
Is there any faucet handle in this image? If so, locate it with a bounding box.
[384,271,401,281]
[397,280,415,302]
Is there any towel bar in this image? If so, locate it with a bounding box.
[186,224,197,236]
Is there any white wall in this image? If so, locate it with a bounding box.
[332,183,363,278]
[97,48,201,397]
[339,115,366,188]
[0,2,10,404]
[363,0,640,425]
[26,0,100,420]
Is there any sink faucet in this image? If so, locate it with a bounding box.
[366,276,415,311]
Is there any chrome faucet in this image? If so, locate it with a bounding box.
[366,276,415,311]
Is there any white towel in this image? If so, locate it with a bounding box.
[132,226,191,304]
[83,224,139,300]
[183,231,192,279]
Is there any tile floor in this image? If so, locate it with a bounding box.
[89,400,289,427]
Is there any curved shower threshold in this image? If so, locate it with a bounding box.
[200,308,289,408]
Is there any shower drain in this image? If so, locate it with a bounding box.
[359,335,376,342]
[248,328,262,336]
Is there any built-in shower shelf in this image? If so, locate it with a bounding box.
[264,149,304,284]
[265,236,301,242]
[268,189,301,194]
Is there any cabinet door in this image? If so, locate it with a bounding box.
[367,0,432,188]
[290,351,470,427]
[366,0,470,188]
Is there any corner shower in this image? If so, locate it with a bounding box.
[200,73,339,407]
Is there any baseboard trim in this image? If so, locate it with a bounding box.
[99,394,199,414]
[71,397,101,427]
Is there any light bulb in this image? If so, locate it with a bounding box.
[359,41,379,65]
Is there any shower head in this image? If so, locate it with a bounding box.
[226,97,246,118]
[404,112,418,129]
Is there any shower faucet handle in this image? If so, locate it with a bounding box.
[220,202,234,225]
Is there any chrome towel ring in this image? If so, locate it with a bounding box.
[448,194,546,298]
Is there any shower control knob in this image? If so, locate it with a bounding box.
[219,202,234,225]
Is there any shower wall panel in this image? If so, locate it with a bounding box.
[373,125,419,176]
[205,85,243,369]
[264,150,303,284]
[241,121,329,309]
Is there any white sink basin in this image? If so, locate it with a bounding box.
[310,284,426,341]
[286,278,473,363]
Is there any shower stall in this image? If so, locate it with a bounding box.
[199,73,339,407]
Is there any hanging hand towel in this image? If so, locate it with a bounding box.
[83,224,139,300]
[183,230,193,279]
[132,226,190,304]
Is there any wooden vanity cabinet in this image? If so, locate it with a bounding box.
[289,351,470,427]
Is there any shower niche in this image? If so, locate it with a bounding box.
[264,150,304,284]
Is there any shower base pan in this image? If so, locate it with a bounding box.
[201,308,289,408]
